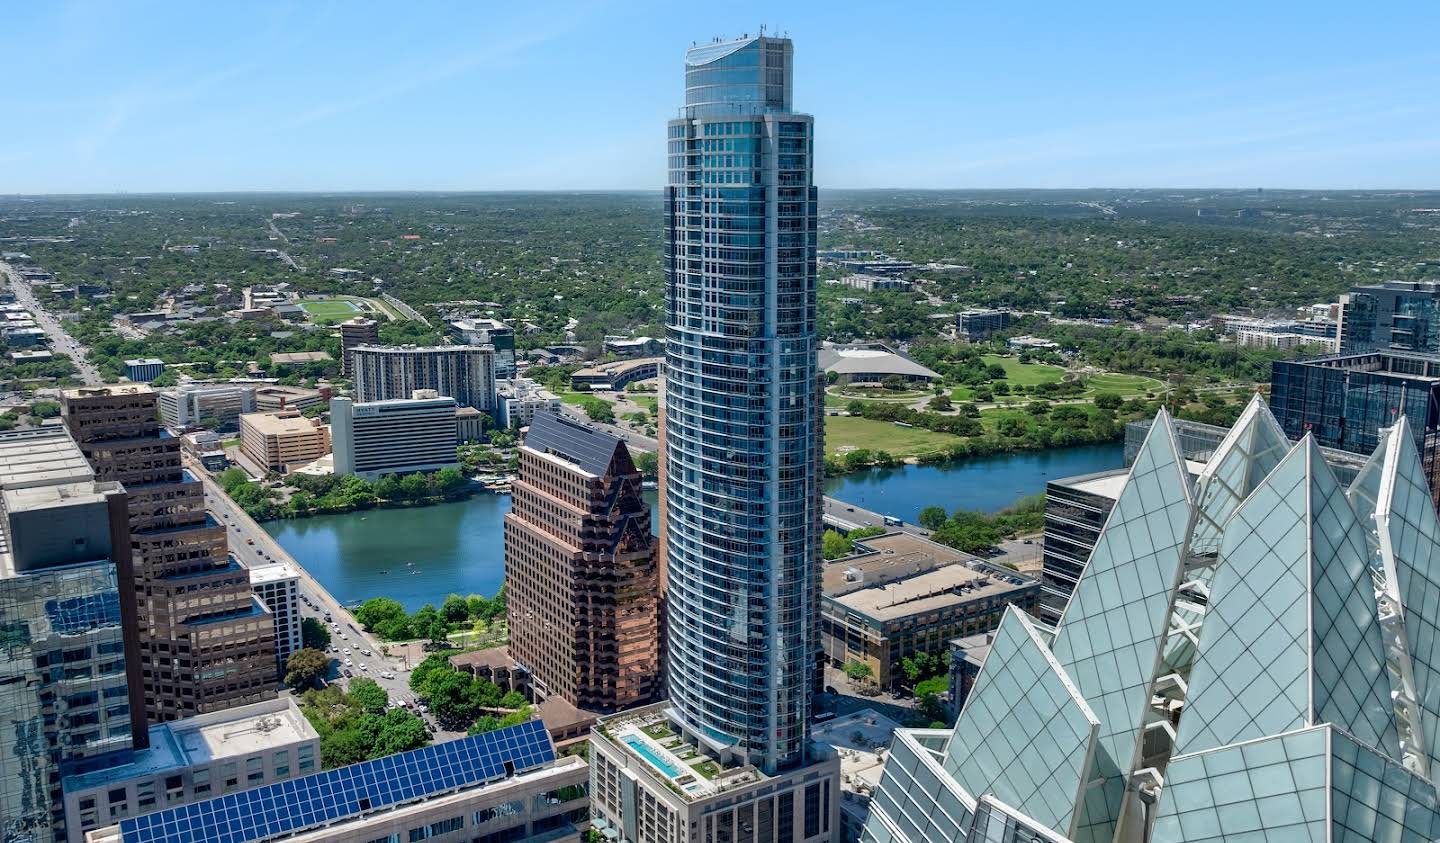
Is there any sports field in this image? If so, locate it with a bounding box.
[299,299,362,324]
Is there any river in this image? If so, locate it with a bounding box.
[264,442,1124,611]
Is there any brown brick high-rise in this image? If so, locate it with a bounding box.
[61,385,277,723]
[504,411,660,712]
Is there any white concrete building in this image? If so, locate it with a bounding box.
[62,697,319,843]
[157,383,257,431]
[331,392,459,479]
[497,377,562,429]
[249,562,301,679]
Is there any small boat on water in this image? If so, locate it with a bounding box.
[379,570,388,575]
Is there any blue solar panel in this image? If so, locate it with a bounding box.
[118,720,554,843]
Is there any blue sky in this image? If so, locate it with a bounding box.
[3,1,1438,193]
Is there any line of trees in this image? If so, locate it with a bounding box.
[354,589,506,643]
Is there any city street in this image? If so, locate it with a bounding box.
[0,260,103,383]
[194,465,423,710]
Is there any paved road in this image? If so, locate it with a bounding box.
[822,495,930,538]
[266,218,305,271]
[0,260,103,383]
[556,402,660,452]
[193,462,423,710]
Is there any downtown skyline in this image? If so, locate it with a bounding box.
[3,1,1440,193]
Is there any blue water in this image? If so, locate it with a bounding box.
[821,442,1124,523]
[266,443,1125,611]
[623,735,683,778]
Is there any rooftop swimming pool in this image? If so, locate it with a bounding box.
[623,735,683,778]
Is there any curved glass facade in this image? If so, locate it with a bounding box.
[663,35,821,774]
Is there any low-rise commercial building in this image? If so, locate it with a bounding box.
[818,344,939,387]
[268,351,332,366]
[820,532,1039,689]
[330,393,459,479]
[180,431,229,472]
[61,697,319,843]
[157,383,257,431]
[838,274,911,292]
[569,357,661,391]
[86,721,588,843]
[602,335,662,357]
[251,383,329,413]
[239,411,331,473]
[455,406,487,442]
[249,563,301,680]
[124,358,165,382]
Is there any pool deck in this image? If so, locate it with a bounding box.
[612,724,718,797]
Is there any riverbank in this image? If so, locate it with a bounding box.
[219,466,491,523]
[264,443,1126,611]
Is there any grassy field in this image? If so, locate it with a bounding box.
[824,416,961,457]
[984,354,1065,386]
[1077,371,1165,397]
[299,298,362,325]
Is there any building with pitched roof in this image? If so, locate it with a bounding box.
[504,411,660,713]
[863,396,1440,842]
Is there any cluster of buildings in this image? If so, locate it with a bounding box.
[864,398,1440,842]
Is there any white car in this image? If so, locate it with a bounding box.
[342,648,351,656]
[358,664,368,672]
[360,649,371,657]
[381,672,395,680]
[345,658,353,667]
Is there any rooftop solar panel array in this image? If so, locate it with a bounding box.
[524,410,623,476]
[119,719,553,843]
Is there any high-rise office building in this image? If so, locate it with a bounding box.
[330,393,459,479]
[589,34,837,843]
[351,344,496,410]
[1270,350,1440,504]
[1338,279,1440,354]
[337,317,379,378]
[662,31,821,776]
[0,428,146,843]
[61,385,277,723]
[449,317,516,377]
[504,411,660,712]
[863,398,1440,843]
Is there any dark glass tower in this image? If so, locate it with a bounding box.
[662,34,821,774]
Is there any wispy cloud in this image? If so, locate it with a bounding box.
[281,15,587,130]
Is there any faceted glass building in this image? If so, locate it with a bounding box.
[662,34,822,775]
[863,396,1440,842]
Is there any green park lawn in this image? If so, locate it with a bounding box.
[1077,371,1165,397]
[824,416,961,458]
[983,354,1065,386]
[299,298,362,325]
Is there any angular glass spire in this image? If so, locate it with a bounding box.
[1177,438,1397,757]
[942,607,1100,838]
[1189,394,1291,556]
[1051,409,1194,842]
[1358,417,1440,778]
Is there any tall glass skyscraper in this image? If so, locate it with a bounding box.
[662,34,821,775]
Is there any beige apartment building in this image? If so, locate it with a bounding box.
[239,410,331,472]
